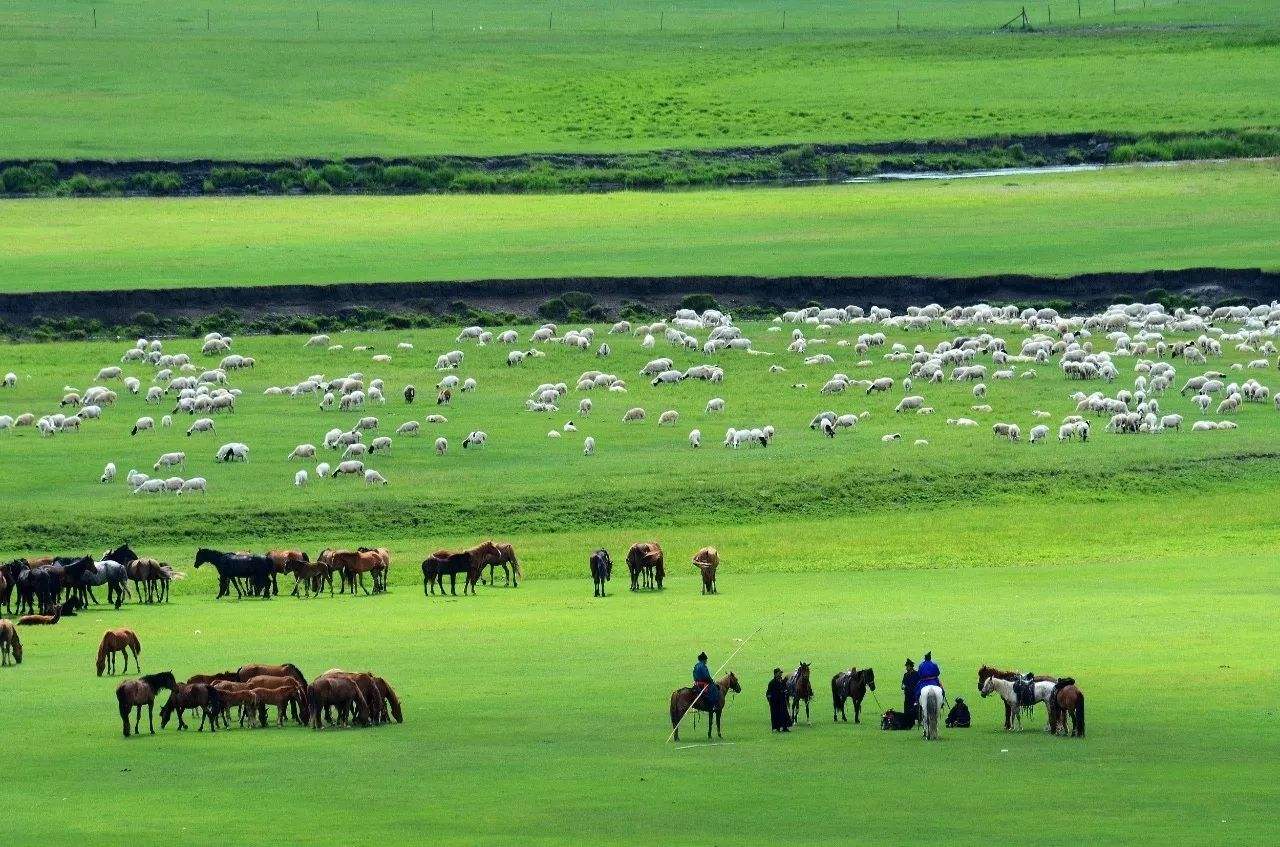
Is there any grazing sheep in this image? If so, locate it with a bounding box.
[971,404,992,413]
[178,477,207,495]
[185,417,215,436]
[880,433,901,442]
[161,415,173,429]
[1029,425,1049,443]
[547,430,562,439]
[460,431,487,449]
[396,421,420,436]
[364,469,389,486]
[658,410,679,426]
[295,469,309,487]
[578,398,592,416]
[1191,420,1217,432]
[289,444,317,460]
[689,428,702,448]
[563,421,577,433]
[992,423,1020,442]
[154,451,186,470]
[706,398,725,413]
[332,460,365,477]
[342,443,369,459]
[622,408,646,422]
[972,383,987,399]
[2,372,15,387]
[894,395,925,412]
[133,479,166,494]
[435,437,448,456]
[100,462,116,483]
[583,436,596,455]
[914,439,929,447]
[214,442,249,462]
[369,436,392,454]
[866,377,894,394]
[426,414,448,424]
[131,417,155,436]
[315,462,331,478]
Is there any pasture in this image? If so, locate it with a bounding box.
[2,160,1277,294]
[0,0,1276,159]
[3,306,1280,843]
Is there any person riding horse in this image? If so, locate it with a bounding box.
[916,651,944,705]
[901,658,919,725]
[692,652,719,709]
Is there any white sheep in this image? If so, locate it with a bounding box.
[178,477,207,495]
[583,436,596,455]
[332,460,365,477]
[364,468,389,486]
[578,398,592,416]
[547,430,562,439]
[214,442,249,462]
[369,436,392,454]
[186,417,215,436]
[880,433,901,442]
[913,439,929,447]
[342,442,369,459]
[435,437,448,455]
[100,462,116,483]
[161,415,173,429]
[706,398,725,413]
[462,431,487,449]
[658,410,679,426]
[894,395,925,412]
[289,444,317,460]
[154,451,186,470]
[131,417,155,436]
[315,461,331,478]
[295,469,309,487]
[1029,424,1049,444]
[622,408,646,422]
[396,421,421,436]
[689,429,702,448]
[2,372,15,387]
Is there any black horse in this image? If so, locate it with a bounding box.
[590,549,612,597]
[831,667,877,723]
[193,548,273,599]
[1,559,26,614]
[421,552,472,596]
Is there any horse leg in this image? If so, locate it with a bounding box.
[805,698,811,725]
[854,695,862,724]
[134,705,142,736]
[147,702,155,734]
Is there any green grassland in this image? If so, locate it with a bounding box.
[2,160,1276,294]
[0,0,1276,159]
[2,318,1279,844]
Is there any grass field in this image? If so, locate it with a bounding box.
[2,160,1276,294]
[3,317,1280,843]
[0,0,1276,159]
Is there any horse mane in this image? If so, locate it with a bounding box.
[284,663,306,684]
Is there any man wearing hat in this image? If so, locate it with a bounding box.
[766,667,791,732]
[692,651,718,709]
[916,651,943,703]
[901,658,920,725]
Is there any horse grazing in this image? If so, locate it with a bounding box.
[472,540,521,588]
[980,675,1057,731]
[318,670,386,723]
[670,672,741,741]
[785,662,814,725]
[831,667,876,723]
[977,665,1058,730]
[193,548,274,599]
[374,676,403,723]
[210,681,264,728]
[919,684,945,740]
[626,542,664,591]
[236,663,307,688]
[96,628,142,676]
[1047,678,1085,737]
[160,683,222,732]
[0,619,21,665]
[422,551,473,596]
[589,549,612,597]
[692,546,719,594]
[240,676,310,726]
[307,675,370,729]
[116,671,177,737]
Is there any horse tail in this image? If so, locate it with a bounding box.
[831,675,843,712]
[511,552,523,581]
[926,689,940,733]
[117,688,132,736]
[127,630,142,655]
[1074,692,1085,737]
[669,692,682,729]
[96,637,108,676]
[382,680,403,723]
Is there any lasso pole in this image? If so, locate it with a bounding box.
[666,612,782,742]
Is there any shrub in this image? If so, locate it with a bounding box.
[538,298,570,321]
[561,291,596,310]
[680,293,720,313]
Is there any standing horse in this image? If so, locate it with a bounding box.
[470,541,521,588]
[0,619,21,665]
[977,665,1058,730]
[116,671,177,737]
[831,667,876,723]
[979,675,1057,731]
[692,547,719,594]
[78,560,130,609]
[919,684,945,740]
[669,672,741,741]
[267,550,310,596]
[160,683,222,732]
[626,542,664,591]
[96,628,142,676]
[589,549,612,597]
[785,662,814,725]
[193,548,273,598]
[422,551,473,596]
[1046,678,1086,737]
[358,547,392,592]
[126,558,179,604]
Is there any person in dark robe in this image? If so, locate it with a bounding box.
[945,698,971,728]
[692,651,718,709]
[766,667,791,732]
[901,658,920,725]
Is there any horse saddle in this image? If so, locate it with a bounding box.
[1013,677,1036,708]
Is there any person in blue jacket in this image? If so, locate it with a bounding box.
[692,651,719,708]
[915,651,944,702]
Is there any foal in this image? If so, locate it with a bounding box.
[96,628,142,676]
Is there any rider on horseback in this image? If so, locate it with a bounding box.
[693,651,719,709]
[916,651,944,702]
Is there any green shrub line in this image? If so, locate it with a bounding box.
[0,289,1248,344]
[1,130,1276,199]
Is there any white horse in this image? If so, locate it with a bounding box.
[980,676,1056,731]
[919,685,945,740]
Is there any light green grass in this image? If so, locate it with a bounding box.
[0,0,1276,159]
[2,161,1276,294]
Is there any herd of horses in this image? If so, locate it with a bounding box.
[116,661,402,737]
[193,546,394,599]
[421,540,520,595]
[670,662,1085,742]
[0,543,179,617]
[588,543,719,596]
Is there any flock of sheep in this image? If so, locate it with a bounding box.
[1,299,1277,496]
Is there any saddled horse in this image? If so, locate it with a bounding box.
[193,548,274,599]
[422,551,473,596]
[470,540,521,588]
[589,549,612,597]
[626,542,665,591]
[831,667,876,723]
[980,675,1057,731]
[669,672,741,741]
[785,662,814,725]
[1046,678,1085,737]
[919,684,945,740]
[977,665,1058,730]
[692,547,719,594]
[96,628,142,676]
[116,671,178,737]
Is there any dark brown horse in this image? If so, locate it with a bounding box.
[1047,678,1086,737]
[692,547,719,594]
[319,670,385,723]
[978,665,1058,730]
[785,662,814,725]
[236,663,307,688]
[626,542,664,591]
[116,671,177,737]
[670,672,740,741]
[0,619,21,665]
[306,676,369,729]
[266,550,309,596]
[160,683,222,731]
[831,667,876,723]
[422,551,473,595]
[96,628,142,676]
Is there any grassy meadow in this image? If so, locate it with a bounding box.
[2,160,1276,294]
[0,0,1276,159]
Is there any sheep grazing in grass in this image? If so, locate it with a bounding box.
[332,460,365,477]
[2,372,15,387]
[1029,425,1049,444]
[578,398,592,416]
[658,410,679,426]
[971,404,993,413]
[295,469,309,487]
[100,462,116,483]
[369,436,392,454]
[972,383,987,399]
[342,443,368,459]
[547,430,561,439]
[583,436,596,455]
[866,377,894,394]
[214,442,249,463]
[435,437,448,456]
[622,408,646,423]
[161,415,173,429]
[315,462,331,479]
[131,417,155,436]
[706,397,725,413]
[914,439,929,447]
[894,395,925,413]
[178,477,207,495]
[154,452,186,470]
[364,469,389,486]
[462,431,487,449]
[289,444,317,460]
[689,428,702,448]
[881,433,901,442]
[992,423,1020,442]
[186,417,215,436]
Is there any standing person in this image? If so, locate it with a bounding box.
[902,658,920,725]
[766,668,791,732]
[692,651,718,710]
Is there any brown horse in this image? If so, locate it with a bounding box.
[358,547,392,592]
[626,542,665,591]
[116,671,177,737]
[1047,678,1086,737]
[0,619,21,665]
[306,675,370,729]
[472,541,521,588]
[831,667,876,723]
[210,681,263,728]
[319,670,386,723]
[126,558,180,604]
[266,550,309,596]
[187,671,239,686]
[17,605,61,626]
[422,550,474,596]
[319,549,386,595]
[96,628,142,676]
[785,662,814,725]
[374,675,404,723]
[240,676,309,726]
[236,662,307,688]
[160,683,222,731]
[977,665,1058,730]
[692,547,719,594]
[670,672,741,741]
